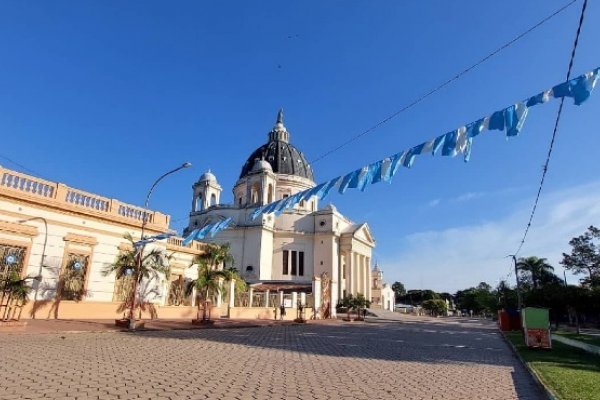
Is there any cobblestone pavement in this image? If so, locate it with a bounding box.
[0,318,543,399]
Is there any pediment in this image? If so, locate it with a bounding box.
[353,223,375,245]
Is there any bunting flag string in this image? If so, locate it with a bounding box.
[181,67,599,243]
[133,232,176,248]
[248,67,599,221]
[182,217,234,245]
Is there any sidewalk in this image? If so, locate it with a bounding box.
[0,318,324,334]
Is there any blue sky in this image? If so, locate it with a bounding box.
[1,1,598,292]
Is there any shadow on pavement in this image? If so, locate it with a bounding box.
[132,317,530,369]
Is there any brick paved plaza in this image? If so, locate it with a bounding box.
[0,317,543,399]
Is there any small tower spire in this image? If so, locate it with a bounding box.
[276,108,284,124]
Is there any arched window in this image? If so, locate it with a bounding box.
[251,183,260,204]
[238,197,243,207]
[195,194,203,211]
[210,193,217,206]
[267,184,273,203]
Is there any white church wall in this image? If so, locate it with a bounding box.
[258,229,273,280]
[271,234,314,282]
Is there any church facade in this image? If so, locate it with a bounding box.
[185,111,376,316]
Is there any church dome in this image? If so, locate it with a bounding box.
[239,110,314,181]
[251,159,273,173]
[198,170,217,182]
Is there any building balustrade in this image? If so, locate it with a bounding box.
[0,167,169,231]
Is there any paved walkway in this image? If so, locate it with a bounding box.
[0,316,543,399]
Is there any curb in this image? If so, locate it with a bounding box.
[499,330,558,400]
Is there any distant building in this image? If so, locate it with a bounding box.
[184,111,376,317]
[370,263,395,311]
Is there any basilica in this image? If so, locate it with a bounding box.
[0,111,380,321]
[184,111,376,315]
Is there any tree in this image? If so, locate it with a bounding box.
[421,299,447,317]
[391,281,406,301]
[496,280,518,310]
[1,271,36,320]
[516,256,555,289]
[454,282,495,315]
[561,226,600,287]
[185,243,233,321]
[352,293,371,320]
[404,289,439,305]
[103,233,170,319]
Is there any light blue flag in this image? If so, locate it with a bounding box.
[286,192,304,210]
[195,224,214,240]
[432,135,445,155]
[387,151,406,181]
[411,142,427,154]
[441,131,458,157]
[402,150,416,168]
[464,137,474,162]
[355,167,373,191]
[369,160,384,184]
[316,177,340,200]
[209,217,234,238]
[504,102,528,137]
[262,199,282,215]
[466,118,485,138]
[552,68,600,105]
[250,206,264,220]
[299,185,320,202]
[488,110,505,131]
[526,91,551,107]
[182,229,198,246]
[273,195,296,216]
[338,170,361,194]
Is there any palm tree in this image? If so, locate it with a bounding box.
[103,233,170,319]
[516,256,555,290]
[185,243,233,322]
[185,263,226,321]
[1,271,35,320]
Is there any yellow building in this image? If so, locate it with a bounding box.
[0,166,207,320]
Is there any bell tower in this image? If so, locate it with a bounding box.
[192,170,222,212]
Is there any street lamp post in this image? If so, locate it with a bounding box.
[128,162,191,330]
[17,217,48,318]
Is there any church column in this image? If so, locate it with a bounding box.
[249,287,254,307]
[347,251,354,296]
[313,276,321,319]
[264,290,270,308]
[216,278,224,307]
[354,253,360,295]
[363,256,368,297]
[366,257,371,303]
[229,279,236,308]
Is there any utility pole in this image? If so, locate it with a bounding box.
[511,255,523,311]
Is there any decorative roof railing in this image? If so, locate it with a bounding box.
[0,167,170,231]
